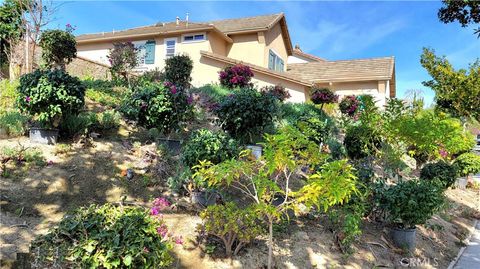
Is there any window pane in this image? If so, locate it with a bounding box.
[166,40,175,46]
[194,34,204,40]
[184,36,194,41]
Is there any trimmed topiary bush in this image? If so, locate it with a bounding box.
[310,87,338,107]
[420,160,457,188]
[163,54,193,89]
[260,85,291,102]
[339,95,360,116]
[214,88,278,144]
[182,129,239,168]
[30,203,174,268]
[17,69,85,128]
[219,64,254,89]
[39,29,77,69]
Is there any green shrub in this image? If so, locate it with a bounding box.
[108,42,138,81]
[214,88,278,144]
[344,125,381,160]
[1,145,45,167]
[90,110,122,131]
[199,202,264,257]
[453,152,480,177]
[39,29,76,68]
[278,102,329,126]
[0,79,19,111]
[182,129,239,168]
[30,204,174,268]
[120,82,192,133]
[190,84,230,103]
[381,180,444,228]
[163,54,193,89]
[326,138,346,160]
[59,113,91,138]
[420,160,457,188]
[84,79,127,108]
[17,69,85,128]
[296,117,335,145]
[0,111,29,136]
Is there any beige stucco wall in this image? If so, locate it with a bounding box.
[195,56,307,103]
[265,23,288,70]
[226,33,265,67]
[315,80,388,107]
[77,42,114,66]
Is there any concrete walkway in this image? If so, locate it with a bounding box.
[453,221,480,269]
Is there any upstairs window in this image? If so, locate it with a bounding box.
[268,49,284,72]
[183,33,206,43]
[165,38,176,58]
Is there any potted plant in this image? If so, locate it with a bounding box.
[453,152,480,187]
[16,69,85,144]
[382,179,444,251]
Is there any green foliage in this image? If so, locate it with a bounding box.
[453,152,480,177]
[344,125,381,160]
[199,202,264,256]
[260,85,291,102]
[59,110,121,138]
[90,110,122,131]
[59,113,91,138]
[0,79,19,111]
[39,29,77,68]
[17,69,85,128]
[190,84,230,104]
[0,0,26,64]
[278,102,330,126]
[296,117,336,145]
[214,88,278,144]
[421,48,480,120]
[120,82,192,134]
[1,145,45,166]
[420,160,457,188]
[0,110,28,136]
[83,79,127,108]
[107,42,138,81]
[163,54,193,89]
[182,129,239,168]
[30,204,173,268]
[438,0,480,37]
[339,95,360,117]
[381,180,445,228]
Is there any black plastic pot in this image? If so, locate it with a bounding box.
[29,128,58,145]
[390,226,416,251]
[158,138,182,155]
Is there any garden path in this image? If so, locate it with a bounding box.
[453,221,480,269]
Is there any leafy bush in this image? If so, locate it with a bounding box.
[278,102,329,126]
[1,145,45,167]
[214,88,278,144]
[0,111,28,136]
[120,82,192,133]
[344,125,381,160]
[59,113,91,138]
[339,95,360,116]
[0,79,19,111]
[381,180,444,228]
[163,54,193,89]
[190,84,230,104]
[326,138,347,160]
[219,64,254,89]
[31,204,174,268]
[310,87,338,107]
[453,152,480,177]
[39,29,76,69]
[90,110,122,131]
[84,79,127,108]
[107,42,138,81]
[296,117,336,145]
[182,129,239,168]
[17,69,85,128]
[260,85,291,102]
[199,202,264,257]
[420,160,457,188]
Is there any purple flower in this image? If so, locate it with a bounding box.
[174,236,184,245]
[439,148,448,158]
[187,96,193,105]
[157,224,168,237]
[25,96,31,103]
[170,86,177,94]
[150,207,159,216]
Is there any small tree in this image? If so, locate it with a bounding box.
[39,28,76,69]
[107,42,138,83]
[164,54,193,89]
[194,126,357,268]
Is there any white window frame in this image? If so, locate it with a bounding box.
[164,37,177,58]
[268,49,284,72]
[182,32,207,43]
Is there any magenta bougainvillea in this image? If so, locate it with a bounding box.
[219,64,254,89]
[149,197,183,245]
[339,95,360,117]
[260,85,291,102]
[310,87,338,107]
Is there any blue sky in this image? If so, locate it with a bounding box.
[49,1,479,105]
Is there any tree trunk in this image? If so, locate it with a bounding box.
[267,218,273,269]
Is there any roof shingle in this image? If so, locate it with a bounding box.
[206,13,283,33]
[286,57,395,83]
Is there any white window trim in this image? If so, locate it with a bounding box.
[181,32,207,43]
[164,37,177,57]
[268,49,284,72]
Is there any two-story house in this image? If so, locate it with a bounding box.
[74,13,396,104]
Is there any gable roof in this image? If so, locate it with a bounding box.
[76,21,233,44]
[76,13,293,54]
[287,56,395,83]
[200,51,311,86]
[292,48,326,62]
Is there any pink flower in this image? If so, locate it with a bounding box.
[25,96,31,102]
[439,148,448,158]
[174,236,184,245]
[157,224,168,237]
[150,207,159,216]
[170,86,177,94]
[143,247,150,253]
[47,160,54,166]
